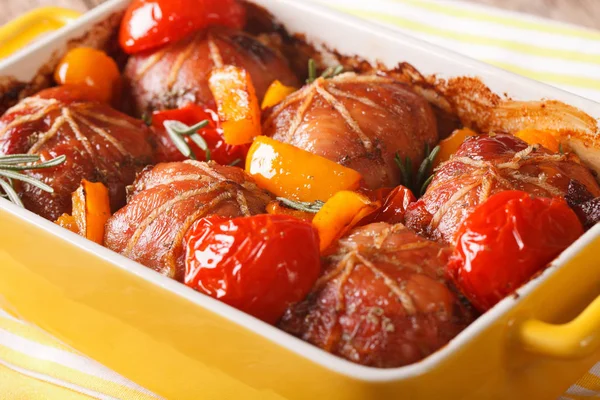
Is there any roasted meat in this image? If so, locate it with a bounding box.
[0,86,154,221]
[124,27,299,115]
[405,134,600,244]
[262,73,438,190]
[566,179,600,230]
[279,222,474,368]
[104,160,272,280]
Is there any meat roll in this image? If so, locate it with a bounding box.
[0,86,154,221]
[279,222,474,368]
[124,27,299,115]
[104,160,272,280]
[405,134,600,244]
[262,73,438,189]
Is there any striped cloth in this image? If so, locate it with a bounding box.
[1,0,600,399]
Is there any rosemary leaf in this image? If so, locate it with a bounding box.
[415,157,431,190]
[0,154,40,164]
[189,133,211,161]
[394,144,440,197]
[164,119,212,161]
[277,197,324,213]
[176,120,210,136]
[306,59,317,84]
[420,175,434,196]
[0,169,54,193]
[320,66,335,79]
[320,64,345,80]
[0,179,23,206]
[0,154,67,171]
[141,113,152,126]
[163,120,193,159]
[428,145,441,163]
[404,157,412,188]
[0,153,65,206]
[395,152,409,187]
[229,159,241,167]
[332,65,344,77]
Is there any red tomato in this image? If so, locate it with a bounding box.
[119,0,246,54]
[184,214,321,324]
[448,191,583,312]
[360,185,416,225]
[151,104,249,165]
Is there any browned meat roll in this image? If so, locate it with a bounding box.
[262,73,439,190]
[405,134,600,244]
[124,26,299,115]
[104,160,272,280]
[279,222,474,368]
[0,86,154,221]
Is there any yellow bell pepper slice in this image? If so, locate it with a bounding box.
[433,128,478,168]
[261,80,296,110]
[514,129,560,153]
[245,136,363,202]
[209,65,262,145]
[312,191,380,251]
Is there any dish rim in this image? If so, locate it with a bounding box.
[0,0,599,383]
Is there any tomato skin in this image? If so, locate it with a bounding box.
[360,185,416,225]
[54,47,120,103]
[448,191,584,312]
[184,214,321,324]
[151,104,249,165]
[119,0,246,54]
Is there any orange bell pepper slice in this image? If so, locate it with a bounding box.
[433,128,478,168]
[209,65,261,145]
[266,200,315,222]
[313,191,380,251]
[514,128,560,153]
[246,136,363,202]
[55,180,111,244]
[55,213,79,233]
[261,80,296,110]
[72,180,111,244]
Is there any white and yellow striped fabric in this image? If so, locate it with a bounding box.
[2,0,600,398]
[330,0,600,102]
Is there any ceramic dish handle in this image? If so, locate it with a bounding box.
[0,7,81,59]
[518,294,600,359]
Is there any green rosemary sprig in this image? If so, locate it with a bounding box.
[0,154,66,207]
[306,59,317,84]
[395,144,440,197]
[277,197,325,213]
[163,119,211,161]
[229,159,241,167]
[320,65,345,79]
[306,59,345,84]
[141,113,152,126]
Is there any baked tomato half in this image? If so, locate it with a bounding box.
[184,214,321,324]
[448,190,583,312]
[119,0,246,54]
[360,185,416,225]
[151,104,249,165]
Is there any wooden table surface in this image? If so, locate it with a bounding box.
[2,0,600,31]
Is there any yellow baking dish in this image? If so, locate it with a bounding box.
[0,1,599,399]
[0,7,80,59]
